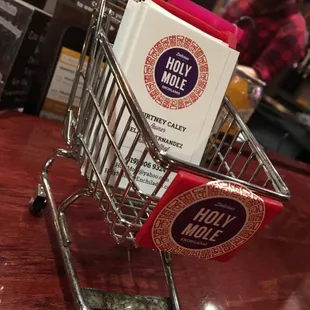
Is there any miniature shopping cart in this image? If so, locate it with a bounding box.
[29,2,290,310]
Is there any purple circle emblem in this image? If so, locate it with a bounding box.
[154,48,198,99]
[171,197,247,250]
[144,36,209,110]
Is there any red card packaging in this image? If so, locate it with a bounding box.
[151,0,237,49]
[168,0,244,43]
[136,172,283,261]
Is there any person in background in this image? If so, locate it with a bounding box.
[222,0,308,85]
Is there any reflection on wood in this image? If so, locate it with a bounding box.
[1,111,310,310]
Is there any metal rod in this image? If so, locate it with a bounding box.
[40,149,90,310]
[160,252,181,310]
[76,0,107,135]
[58,188,91,246]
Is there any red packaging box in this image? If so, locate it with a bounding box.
[136,171,283,262]
[152,0,237,49]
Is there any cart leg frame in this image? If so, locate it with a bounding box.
[40,149,90,310]
[30,148,178,310]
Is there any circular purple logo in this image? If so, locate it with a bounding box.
[154,48,198,99]
[144,36,209,110]
[152,181,265,260]
[171,197,247,250]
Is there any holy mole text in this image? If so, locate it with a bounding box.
[181,208,237,243]
[161,57,192,91]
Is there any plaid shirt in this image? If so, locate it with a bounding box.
[222,0,307,84]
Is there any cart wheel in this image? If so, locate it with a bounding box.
[29,196,47,216]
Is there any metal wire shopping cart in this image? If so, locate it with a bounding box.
[29,2,290,310]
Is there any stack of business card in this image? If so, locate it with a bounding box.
[85,0,239,197]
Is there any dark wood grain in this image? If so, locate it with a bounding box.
[1,111,310,310]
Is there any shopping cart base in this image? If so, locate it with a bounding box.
[28,148,180,310]
[82,288,171,310]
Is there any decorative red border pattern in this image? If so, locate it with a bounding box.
[152,181,265,260]
[144,35,209,110]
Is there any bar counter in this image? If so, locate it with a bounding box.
[1,111,310,310]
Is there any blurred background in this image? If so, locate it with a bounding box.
[2,0,310,164]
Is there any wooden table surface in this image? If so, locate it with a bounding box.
[1,111,310,310]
